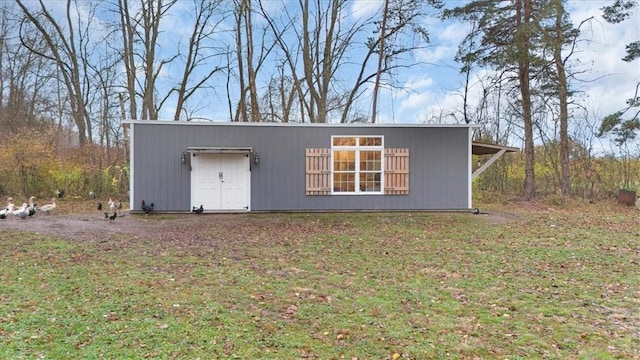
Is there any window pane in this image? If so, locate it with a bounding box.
[359,173,381,192]
[333,137,356,146]
[334,173,355,192]
[334,150,355,172]
[359,137,382,146]
[359,151,381,171]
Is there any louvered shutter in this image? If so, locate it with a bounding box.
[306,148,331,195]
[384,148,409,195]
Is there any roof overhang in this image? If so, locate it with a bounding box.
[472,142,519,155]
[471,142,519,180]
[186,146,253,154]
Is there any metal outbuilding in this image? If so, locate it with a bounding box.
[125,121,515,213]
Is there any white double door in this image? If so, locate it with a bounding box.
[191,153,250,211]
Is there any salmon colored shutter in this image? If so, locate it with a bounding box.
[384,148,409,195]
[306,148,331,195]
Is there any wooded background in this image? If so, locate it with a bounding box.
[0,0,638,201]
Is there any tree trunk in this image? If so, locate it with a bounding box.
[141,0,159,120]
[553,0,571,196]
[118,0,137,120]
[243,1,260,122]
[301,0,318,122]
[371,0,389,124]
[516,0,535,200]
[234,0,247,121]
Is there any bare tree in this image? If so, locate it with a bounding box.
[116,0,137,120]
[370,0,442,123]
[16,0,95,145]
[534,0,588,196]
[256,1,306,122]
[300,0,338,123]
[0,4,54,134]
[88,46,123,165]
[231,0,280,122]
[242,0,260,122]
[370,0,390,124]
[162,0,227,121]
[116,0,178,120]
[343,0,441,123]
[571,108,602,199]
[233,0,248,122]
[257,0,441,124]
[260,63,299,122]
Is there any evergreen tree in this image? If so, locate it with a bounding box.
[444,0,546,199]
[598,0,639,146]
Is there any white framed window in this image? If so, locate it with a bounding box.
[331,136,384,194]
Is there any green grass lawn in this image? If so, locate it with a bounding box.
[1,202,638,359]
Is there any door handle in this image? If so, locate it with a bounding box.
[219,171,224,181]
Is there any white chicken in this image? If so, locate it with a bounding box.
[13,203,29,220]
[6,197,15,212]
[0,198,15,219]
[39,198,57,214]
[108,198,116,213]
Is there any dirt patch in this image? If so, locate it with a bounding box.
[1,209,527,249]
[0,211,253,243]
[475,210,524,225]
[1,201,535,241]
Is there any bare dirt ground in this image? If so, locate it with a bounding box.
[1,198,619,243]
[0,207,520,244]
[0,209,249,241]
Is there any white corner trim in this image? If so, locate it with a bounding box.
[468,128,473,209]
[128,123,134,211]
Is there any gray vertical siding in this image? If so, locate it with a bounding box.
[129,121,473,211]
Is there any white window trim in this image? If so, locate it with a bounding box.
[330,135,384,195]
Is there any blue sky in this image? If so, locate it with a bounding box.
[25,0,640,139]
[369,0,640,126]
[174,0,639,128]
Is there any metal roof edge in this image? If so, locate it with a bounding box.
[186,146,253,153]
[472,141,519,152]
[122,119,480,128]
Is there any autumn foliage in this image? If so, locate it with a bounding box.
[473,141,640,201]
[0,126,127,198]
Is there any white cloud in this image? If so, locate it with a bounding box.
[399,92,432,111]
[437,22,469,44]
[350,0,382,20]
[403,76,435,91]
[415,44,457,64]
[568,0,640,117]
